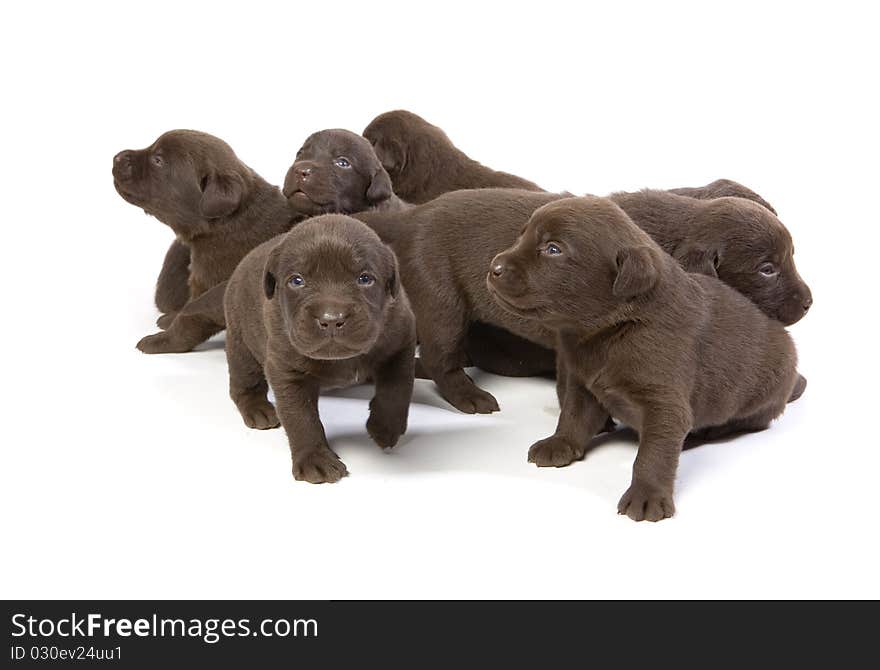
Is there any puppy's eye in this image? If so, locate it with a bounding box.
[288,274,305,288]
[543,243,563,256]
[152,155,164,168]
[334,157,351,169]
[758,263,778,277]
[357,273,375,286]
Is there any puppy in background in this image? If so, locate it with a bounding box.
[283,128,409,215]
[224,216,416,483]
[363,110,543,203]
[113,130,297,353]
[488,197,802,521]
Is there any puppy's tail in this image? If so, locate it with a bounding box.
[787,373,807,403]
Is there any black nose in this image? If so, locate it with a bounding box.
[317,311,347,331]
[803,296,813,312]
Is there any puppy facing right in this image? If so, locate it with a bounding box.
[488,197,802,521]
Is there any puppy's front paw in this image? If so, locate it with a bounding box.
[617,481,675,522]
[443,386,500,414]
[156,312,177,330]
[366,410,406,450]
[292,450,348,484]
[136,331,190,354]
[237,399,280,430]
[528,436,585,467]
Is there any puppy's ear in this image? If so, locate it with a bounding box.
[613,246,660,299]
[263,244,282,300]
[372,138,405,172]
[199,172,244,218]
[367,167,393,203]
[673,243,720,278]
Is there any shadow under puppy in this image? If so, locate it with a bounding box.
[113,130,297,353]
[224,215,416,483]
[488,197,802,521]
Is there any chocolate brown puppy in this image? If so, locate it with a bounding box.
[355,189,568,413]
[224,215,415,483]
[669,178,777,215]
[363,110,543,204]
[283,129,408,217]
[113,130,297,353]
[488,197,801,521]
[610,189,812,326]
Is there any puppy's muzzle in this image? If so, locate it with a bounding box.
[112,150,135,181]
[487,253,528,298]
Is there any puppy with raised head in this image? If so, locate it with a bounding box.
[283,128,408,216]
[113,130,297,353]
[363,110,543,204]
[224,215,415,483]
[488,197,801,521]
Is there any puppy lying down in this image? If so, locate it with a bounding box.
[224,215,416,483]
[488,197,802,521]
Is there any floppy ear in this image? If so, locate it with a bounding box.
[199,172,244,218]
[613,246,660,299]
[367,167,393,203]
[263,244,282,300]
[371,138,405,172]
[673,243,720,278]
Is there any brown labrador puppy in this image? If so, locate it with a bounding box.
[466,187,811,379]
[283,128,408,216]
[113,130,297,353]
[363,110,543,203]
[355,189,567,413]
[488,197,801,521]
[224,215,416,483]
[610,189,812,326]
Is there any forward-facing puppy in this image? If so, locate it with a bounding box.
[113,130,297,353]
[224,215,416,483]
[610,189,812,325]
[283,129,408,216]
[488,197,801,521]
[363,110,543,203]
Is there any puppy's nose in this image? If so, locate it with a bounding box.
[803,295,813,312]
[297,166,313,180]
[491,263,505,278]
[317,311,347,331]
[113,150,133,177]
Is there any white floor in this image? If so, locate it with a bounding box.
[2,2,878,599]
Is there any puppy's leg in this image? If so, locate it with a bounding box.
[136,283,227,354]
[226,329,279,430]
[267,367,347,484]
[618,404,691,522]
[530,368,610,467]
[416,305,499,414]
[367,343,416,450]
[155,240,192,315]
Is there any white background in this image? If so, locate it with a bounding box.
[2,1,878,599]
